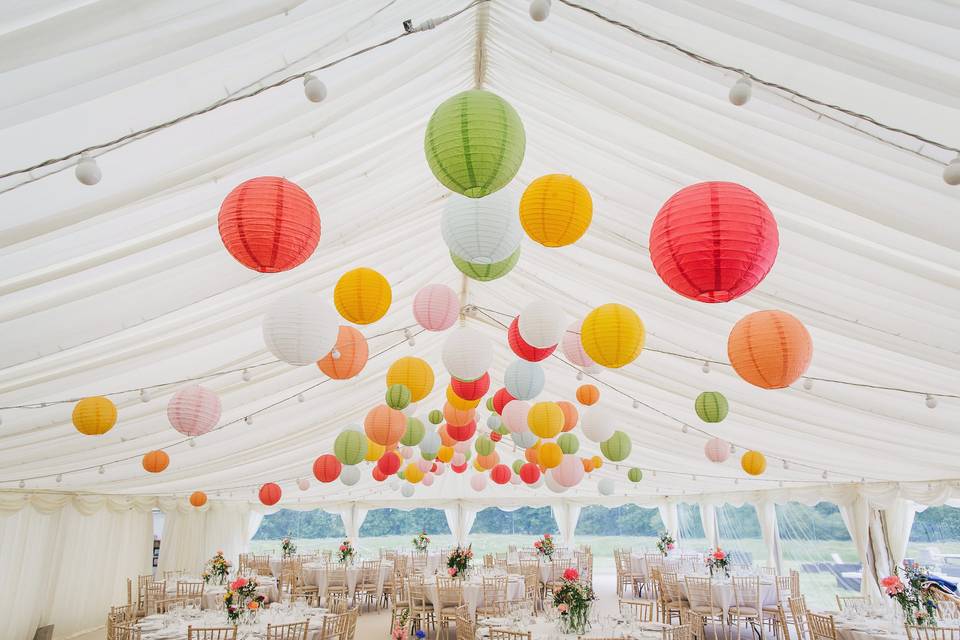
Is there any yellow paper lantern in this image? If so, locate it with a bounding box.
[473,459,485,472]
[519,174,593,247]
[386,357,435,402]
[334,267,392,325]
[741,450,767,476]
[446,386,481,411]
[527,402,563,439]
[364,438,386,462]
[72,396,118,436]
[580,303,645,368]
[405,463,425,484]
[539,442,563,469]
[437,445,455,463]
[591,455,603,469]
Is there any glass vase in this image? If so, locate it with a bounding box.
[558,606,591,635]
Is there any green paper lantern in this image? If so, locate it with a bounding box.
[486,397,495,411]
[627,467,643,483]
[512,459,524,474]
[424,89,526,198]
[557,433,580,455]
[386,384,411,410]
[428,409,443,425]
[398,469,406,480]
[421,449,436,462]
[600,430,632,462]
[695,391,729,423]
[400,417,425,447]
[475,436,495,456]
[451,247,520,282]
[495,424,510,436]
[333,430,367,465]
[463,448,473,462]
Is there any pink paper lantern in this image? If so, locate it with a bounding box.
[453,441,470,453]
[552,454,585,487]
[502,400,531,434]
[470,474,487,492]
[434,463,446,476]
[422,473,435,487]
[296,478,310,491]
[561,320,595,368]
[704,437,730,463]
[417,458,433,473]
[452,452,466,466]
[413,284,460,331]
[167,385,222,437]
[400,446,414,460]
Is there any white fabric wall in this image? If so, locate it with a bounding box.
[700,503,719,549]
[158,501,253,573]
[658,502,680,544]
[327,503,368,542]
[443,502,480,547]
[551,503,583,547]
[755,500,783,573]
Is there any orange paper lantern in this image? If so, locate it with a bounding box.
[443,403,475,427]
[581,457,594,472]
[317,326,368,379]
[556,401,579,432]
[576,384,599,406]
[189,491,207,508]
[142,450,169,473]
[476,451,500,470]
[438,424,457,448]
[728,310,812,389]
[364,405,406,446]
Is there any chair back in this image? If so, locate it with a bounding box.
[619,597,654,622]
[318,612,348,640]
[806,612,837,640]
[684,609,708,640]
[835,595,867,614]
[455,604,475,640]
[186,626,238,640]
[436,576,464,607]
[937,600,960,621]
[113,623,142,640]
[904,626,960,640]
[488,630,532,640]
[266,621,309,640]
[788,595,809,640]
[684,576,714,609]
[662,624,692,640]
[731,576,761,609]
[344,607,359,640]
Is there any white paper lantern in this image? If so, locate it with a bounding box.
[420,431,441,456]
[581,404,616,442]
[704,437,730,463]
[340,465,361,486]
[545,472,569,493]
[510,475,522,485]
[553,454,585,487]
[511,428,539,449]
[562,320,595,368]
[504,360,545,400]
[262,295,339,365]
[501,400,531,433]
[296,478,310,491]
[400,446,414,460]
[389,479,401,491]
[442,190,521,264]
[471,474,488,492]
[442,327,492,381]
[434,463,446,476]
[413,284,460,331]
[598,477,615,495]
[167,385,222,437]
[518,299,565,348]
[417,459,432,473]
[486,414,502,429]
[452,452,466,466]
[401,484,415,498]
[453,440,470,453]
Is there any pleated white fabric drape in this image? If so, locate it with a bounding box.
[327,503,369,542]
[839,495,884,603]
[443,502,479,546]
[551,502,583,547]
[158,501,253,574]
[699,503,719,549]
[882,499,917,571]
[658,503,680,542]
[755,500,783,573]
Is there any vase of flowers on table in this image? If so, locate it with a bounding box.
[202,550,231,585]
[337,540,355,565]
[656,533,676,557]
[534,533,555,560]
[281,534,297,559]
[224,577,265,624]
[412,531,430,553]
[553,567,595,635]
[882,562,939,626]
[447,545,474,578]
[706,548,729,578]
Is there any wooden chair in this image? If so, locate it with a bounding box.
[661,625,693,640]
[163,569,186,581]
[904,626,960,640]
[620,597,655,622]
[278,557,302,594]
[113,623,142,640]
[106,605,138,640]
[835,595,867,613]
[806,612,837,640]
[476,575,508,618]
[519,563,541,612]
[265,621,309,640]
[730,576,764,640]
[355,560,381,612]
[489,631,531,640]
[388,575,411,631]
[344,607,360,640]
[684,577,725,640]
[436,576,464,640]
[684,609,708,640]
[136,574,153,613]
[187,627,238,640]
[291,563,320,607]
[176,580,205,607]
[614,550,642,597]
[318,612,348,640]
[542,561,565,600]
[252,554,272,576]
[765,575,796,636]
[659,572,688,624]
[455,604,476,640]
[327,594,349,614]
[144,580,166,614]
[788,595,810,640]
[938,600,960,621]
[407,576,436,637]
[153,597,190,614]
[324,566,349,607]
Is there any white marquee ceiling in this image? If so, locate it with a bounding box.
[0,0,957,504]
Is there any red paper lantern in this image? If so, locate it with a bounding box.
[377,451,402,476]
[508,317,557,362]
[490,464,512,485]
[519,462,541,484]
[431,463,438,473]
[313,454,342,483]
[372,467,387,482]
[649,181,778,303]
[492,388,515,415]
[451,372,490,401]
[489,431,502,443]
[446,420,477,442]
[451,463,468,474]
[259,482,282,506]
[218,177,321,273]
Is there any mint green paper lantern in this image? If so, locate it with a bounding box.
[401,417,425,447]
[486,414,502,429]
[627,467,643,483]
[386,384,411,410]
[428,409,443,425]
[451,247,520,282]
[695,391,729,423]
[495,424,510,436]
[512,459,524,474]
[486,397,495,411]
[424,89,526,198]
[475,436,495,456]
[600,430,632,462]
[463,448,473,462]
[334,430,367,465]
[557,433,580,455]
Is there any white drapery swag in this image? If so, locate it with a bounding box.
[699,503,719,549]
[658,502,680,543]
[551,502,583,548]
[443,502,480,547]
[756,500,783,574]
[325,503,369,543]
[157,500,254,575]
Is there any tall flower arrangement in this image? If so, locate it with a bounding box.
[705,548,729,577]
[447,545,474,578]
[656,533,675,557]
[202,550,232,585]
[224,577,265,623]
[553,568,596,634]
[882,563,938,626]
[534,533,555,560]
[281,534,297,558]
[337,540,355,564]
[412,531,430,553]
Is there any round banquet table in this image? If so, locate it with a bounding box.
[134,605,330,639]
[425,573,525,618]
[680,576,778,614]
[480,616,670,639]
[164,576,279,610]
[301,561,393,602]
[833,614,906,640]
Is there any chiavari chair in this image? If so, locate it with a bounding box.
[327,594,349,614]
[788,595,809,640]
[684,577,724,640]
[265,621,309,640]
[144,580,166,614]
[660,572,688,624]
[344,606,360,640]
[495,552,508,567]
[154,597,190,614]
[389,575,410,630]
[732,575,769,640]
[806,612,837,640]
[476,575,509,618]
[186,626,238,640]
[107,603,138,640]
[620,597,655,622]
[324,565,349,607]
[356,559,381,612]
[113,623,142,640]
[938,599,960,621]
[136,574,153,614]
[661,625,693,640]
[291,563,320,606]
[905,626,960,640]
[436,575,465,640]
[455,604,476,640]
[835,595,867,613]
[318,612,348,640]
[176,580,205,607]
[251,554,271,576]
[542,560,565,600]
[489,630,531,640]
[407,575,435,637]
[684,609,709,640]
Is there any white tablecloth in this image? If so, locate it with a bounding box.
[680,577,777,614]
[483,617,668,639]
[425,574,525,618]
[834,616,906,640]
[135,607,328,639]
[406,551,444,575]
[164,576,279,610]
[301,561,392,602]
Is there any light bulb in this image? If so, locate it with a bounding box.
[632,400,639,409]
[944,155,960,186]
[701,361,710,374]
[242,368,252,382]
[140,389,151,402]
[576,371,584,381]
[691,475,697,481]
[245,416,254,425]
[821,470,828,480]
[529,0,551,21]
[802,378,813,391]
[98,465,105,475]
[925,394,938,409]
[297,393,306,403]
[403,328,412,340]
[782,460,790,470]
[778,481,784,488]
[303,74,327,103]
[331,349,341,360]
[55,474,62,483]
[729,77,752,106]
[729,443,736,454]
[18,480,25,488]
[681,425,688,433]
[75,154,101,185]
[188,438,197,448]
[407,337,416,347]
[734,478,739,485]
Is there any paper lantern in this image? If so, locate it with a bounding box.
[446,386,480,411]
[364,405,407,446]
[334,267,391,325]
[401,484,415,498]
[511,429,538,449]
[166,385,221,437]
[451,247,521,281]
[598,478,615,496]
[424,89,526,198]
[504,360,545,401]
[539,442,563,469]
[476,450,500,470]
[489,430,502,443]
[525,442,541,464]
[372,467,388,482]
[413,284,460,331]
[650,181,779,303]
[451,372,490,401]
[386,384,412,410]
[511,460,524,474]
[417,458,433,473]
[313,454,342,483]
[377,451,403,476]
[695,391,729,423]
[436,424,455,448]
[741,450,767,476]
[557,433,579,455]
[501,400,531,434]
[422,472,435,487]
[442,190,522,264]
[556,401,579,432]
[400,418,425,446]
[72,396,118,436]
[142,450,169,473]
[259,483,282,506]
[528,402,563,439]
[386,357,435,402]
[340,465,361,486]
[446,420,477,442]
[508,317,557,362]
[450,452,466,467]
[470,473,488,492]
[519,462,541,484]
[365,439,386,462]
[580,303,644,368]
[428,409,443,425]
[582,457,594,473]
[297,478,310,491]
[218,177,320,273]
[189,491,207,508]
[400,446,414,460]
[334,430,367,465]
[561,320,595,368]
[518,299,566,349]
[405,463,425,484]
[263,295,339,365]
[728,310,813,389]
[519,174,592,247]
[442,327,492,382]
[581,405,615,443]
[419,431,441,457]
[591,455,603,469]
[705,438,730,463]
[317,326,369,379]
[553,454,585,487]
[491,464,512,485]
[545,473,569,493]
[452,463,468,474]
[600,430,632,462]
[443,403,475,427]
[575,385,599,406]
[492,388,515,414]
[627,467,643,483]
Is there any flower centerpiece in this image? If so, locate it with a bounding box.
[534,533,555,560]
[391,608,409,640]
[202,550,231,585]
[553,568,596,635]
[337,540,355,564]
[705,548,729,577]
[281,534,297,558]
[224,577,265,624]
[412,531,430,553]
[447,545,474,578]
[882,563,938,626]
[656,532,676,557]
